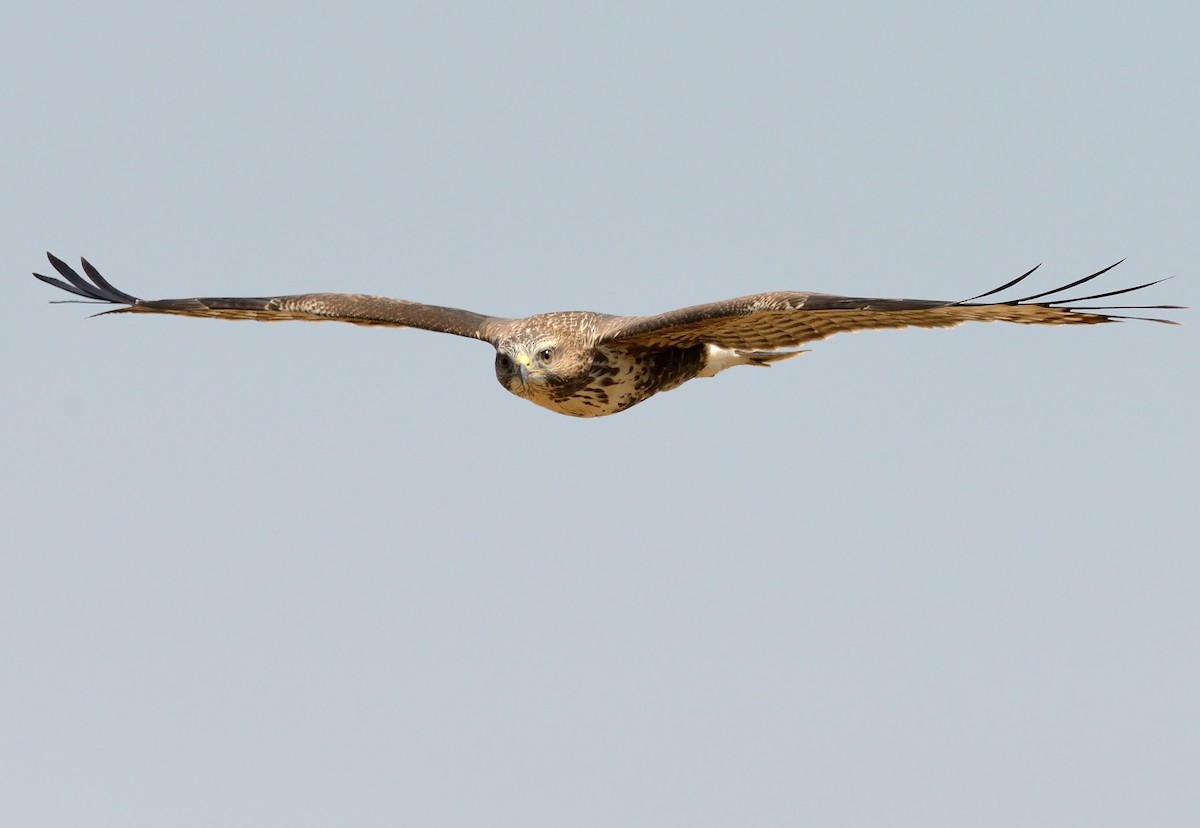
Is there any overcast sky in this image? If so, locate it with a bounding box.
[2,2,1197,826]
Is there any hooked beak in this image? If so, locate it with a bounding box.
[515,352,531,385]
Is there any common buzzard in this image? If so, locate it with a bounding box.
[35,253,1180,417]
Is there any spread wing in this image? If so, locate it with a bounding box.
[34,253,508,343]
[598,262,1182,350]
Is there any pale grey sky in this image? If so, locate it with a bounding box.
[3,1,1197,826]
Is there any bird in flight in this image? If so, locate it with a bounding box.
[35,253,1180,417]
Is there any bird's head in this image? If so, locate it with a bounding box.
[494,340,582,397]
[493,325,595,405]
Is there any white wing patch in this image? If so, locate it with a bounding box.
[698,345,807,377]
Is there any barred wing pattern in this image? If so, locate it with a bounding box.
[35,253,1180,355]
[34,253,505,343]
[599,263,1180,350]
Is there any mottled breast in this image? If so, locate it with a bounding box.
[543,344,708,417]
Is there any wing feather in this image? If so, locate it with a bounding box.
[598,263,1182,350]
[34,253,507,343]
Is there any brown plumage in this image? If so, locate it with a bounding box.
[35,253,1181,417]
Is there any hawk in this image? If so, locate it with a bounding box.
[35,253,1180,418]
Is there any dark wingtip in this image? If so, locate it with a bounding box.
[958,263,1042,304]
[1046,276,1176,306]
[1092,313,1181,325]
[44,252,103,299]
[1011,259,1126,304]
[958,260,1182,325]
[36,252,138,305]
[33,270,95,299]
[80,257,137,303]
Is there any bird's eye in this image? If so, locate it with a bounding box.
[538,348,554,365]
[496,354,512,371]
